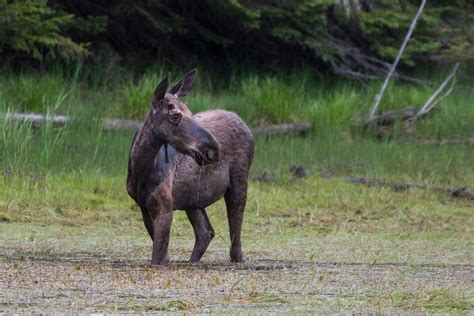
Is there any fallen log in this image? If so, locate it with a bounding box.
[346,176,474,200]
[253,122,311,137]
[4,112,70,128]
[368,106,417,126]
[103,118,141,130]
[1,112,310,136]
[2,112,142,130]
[418,137,474,146]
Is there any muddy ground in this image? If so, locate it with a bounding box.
[1,223,472,313]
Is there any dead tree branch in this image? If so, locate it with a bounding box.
[362,61,460,139]
[367,0,427,122]
[415,62,460,118]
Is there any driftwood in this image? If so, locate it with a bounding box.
[2,112,311,137]
[253,122,311,137]
[346,176,474,200]
[103,118,141,130]
[368,106,417,126]
[3,112,142,130]
[4,113,71,128]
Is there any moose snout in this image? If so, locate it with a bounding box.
[196,134,220,165]
[195,137,220,164]
[188,121,220,165]
[205,147,219,163]
[192,143,219,166]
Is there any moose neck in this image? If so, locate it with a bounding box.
[130,112,165,175]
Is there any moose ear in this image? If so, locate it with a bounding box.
[169,69,198,97]
[152,73,170,108]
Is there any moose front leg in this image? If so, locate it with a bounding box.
[148,188,174,265]
[140,207,154,241]
[150,208,172,265]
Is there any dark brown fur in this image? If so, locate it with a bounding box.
[126,70,254,265]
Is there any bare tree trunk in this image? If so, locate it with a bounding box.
[367,0,427,122]
[339,0,361,16]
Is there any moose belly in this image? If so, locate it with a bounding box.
[172,160,230,210]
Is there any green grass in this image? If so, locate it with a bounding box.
[1,171,472,313]
[0,62,473,187]
[1,120,472,186]
[388,289,472,311]
[0,72,78,113]
[2,62,473,134]
[1,173,472,243]
[1,174,472,313]
[115,300,193,312]
[0,62,472,313]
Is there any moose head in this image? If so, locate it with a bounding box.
[148,69,220,165]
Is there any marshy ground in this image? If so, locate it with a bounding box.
[1,176,472,313]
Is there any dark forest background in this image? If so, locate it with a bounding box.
[1,0,473,75]
[1,0,473,178]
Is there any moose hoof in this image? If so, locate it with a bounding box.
[230,249,243,263]
[151,253,170,266]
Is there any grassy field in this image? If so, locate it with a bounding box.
[1,174,472,313]
[1,62,473,313]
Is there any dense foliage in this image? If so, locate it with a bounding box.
[1,1,473,72]
[0,0,105,61]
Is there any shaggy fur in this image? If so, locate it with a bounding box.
[127,70,254,265]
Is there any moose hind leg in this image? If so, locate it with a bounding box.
[224,181,248,263]
[185,208,215,263]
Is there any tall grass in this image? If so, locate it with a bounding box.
[0,62,473,186]
[2,62,473,134]
[254,136,473,185]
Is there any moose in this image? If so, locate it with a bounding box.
[126,69,254,265]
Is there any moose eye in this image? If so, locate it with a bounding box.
[170,112,181,123]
